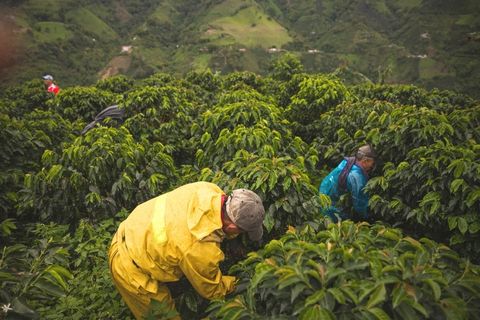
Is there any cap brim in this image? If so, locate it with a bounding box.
[247,225,263,242]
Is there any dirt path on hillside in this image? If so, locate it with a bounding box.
[98,54,132,79]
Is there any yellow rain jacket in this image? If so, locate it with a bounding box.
[108,182,236,319]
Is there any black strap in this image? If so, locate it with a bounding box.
[338,157,356,191]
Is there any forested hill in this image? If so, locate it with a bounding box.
[1,0,480,97]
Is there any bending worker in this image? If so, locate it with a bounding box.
[109,181,265,319]
[319,144,376,222]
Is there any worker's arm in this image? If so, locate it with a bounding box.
[347,171,369,219]
[179,240,236,299]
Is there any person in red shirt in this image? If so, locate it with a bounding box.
[42,74,60,96]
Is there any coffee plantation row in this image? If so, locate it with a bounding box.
[1,56,479,319]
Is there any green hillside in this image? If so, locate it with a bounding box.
[1,0,479,97]
[32,22,73,43]
[203,4,291,48]
[65,8,118,40]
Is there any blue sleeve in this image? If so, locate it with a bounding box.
[347,171,369,218]
[319,160,346,202]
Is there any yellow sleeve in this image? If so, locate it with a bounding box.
[179,240,236,299]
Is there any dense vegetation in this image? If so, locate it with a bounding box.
[1,55,479,319]
[1,0,480,98]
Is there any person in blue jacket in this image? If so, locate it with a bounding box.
[319,145,377,222]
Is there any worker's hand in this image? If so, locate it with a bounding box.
[227,279,247,298]
[233,281,248,294]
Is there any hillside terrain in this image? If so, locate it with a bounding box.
[1,0,480,97]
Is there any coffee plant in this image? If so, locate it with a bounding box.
[208,221,480,320]
[368,140,480,260]
[0,110,78,219]
[1,80,51,116]
[311,100,458,167]
[38,215,134,320]
[1,63,479,318]
[18,127,177,225]
[268,53,304,82]
[286,74,351,125]
[48,87,118,122]
[95,75,135,94]
[198,151,322,238]
[351,84,476,113]
[0,221,72,319]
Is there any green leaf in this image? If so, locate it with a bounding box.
[440,298,468,320]
[367,284,386,308]
[277,272,301,290]
[219,307,246,320]
[46,164,63,183]
[34,279,65,297]
[11,297,39,319]
[424,279,441,301]
[411,301,429,317]
[0,271,17,281]
[450,179,465,193]
[392,285,407,309]
[268,172,278,191]
[45,266,70,290]
[264,206,275,232]
[367,307,391,320]
[395,301,418,319]
[340,286,359,304]
[466,188,480,207]
[305,290,326,307]
[469,221,480,234]
[448,216,457,230]
[291,283,307,303]
[458,217,468,234]
[299,305,335,320]
[328,287,346,304]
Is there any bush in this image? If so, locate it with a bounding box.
[1,80,51,116]
[0,221,72,319]
[222,71,265,92]
[368,140,480,261]
[95,75,135,94]
[0,111,77,218]
[351,84,476,113]
[122,85,197,163]
[269,53,304,82]
[194,88,286,140]
[311,100,458,167]
[48,87,118,122]
[208,221,480,319]
[287,75,351,124]
[18,127,177,225]
[38,215,134,319]
[198,151,322,238]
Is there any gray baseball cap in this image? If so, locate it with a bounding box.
[42,74,54,81]
[226,189,265,241]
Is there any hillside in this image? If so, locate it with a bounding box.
[1,0,479,97]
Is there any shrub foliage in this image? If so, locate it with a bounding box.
[209,221,480,320]
[1,60,479,319]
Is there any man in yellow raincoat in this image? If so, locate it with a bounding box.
[108,181,265,319]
